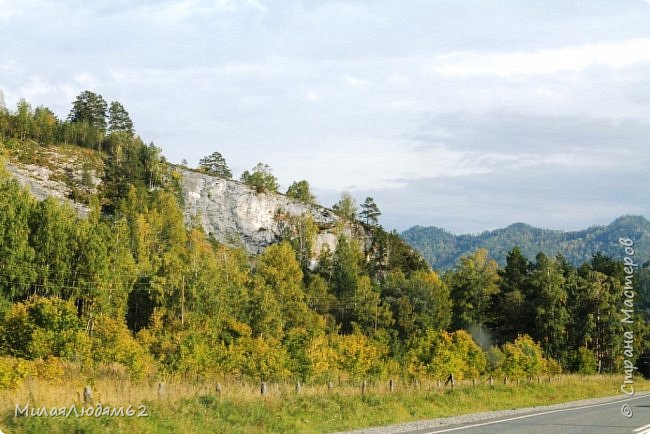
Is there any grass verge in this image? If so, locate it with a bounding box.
[1,375,648,433]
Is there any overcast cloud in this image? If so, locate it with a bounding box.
[1,0,649,232]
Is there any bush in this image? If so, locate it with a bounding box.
[0,357,35,389]
[90,315,154,381]
[574,347,597,374]
[1,296,90,361]
[499,334,558,377]
[406,329,486,380]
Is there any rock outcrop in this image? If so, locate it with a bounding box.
[3,156,364,255]
[5,161,91,217]
[181,168,360,254]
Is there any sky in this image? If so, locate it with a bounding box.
[1,0,649,233]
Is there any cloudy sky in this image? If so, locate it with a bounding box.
[1,0,649,233]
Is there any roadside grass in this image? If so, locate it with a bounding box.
[2,375,648,433]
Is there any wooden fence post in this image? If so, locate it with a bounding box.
[361,380,367,395]
[444,373,455,390]
[389,379,395,393]
[83,385,92,404]
[489,376,494,387]
[260,381,267,396]
[295,381,302,394]
[216,383,222,399]
[157,382,166,399]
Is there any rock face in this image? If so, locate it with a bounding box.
[5,161,91,217]
[181,169,360,254]
[3,157,363,255]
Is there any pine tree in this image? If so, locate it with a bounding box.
[359,197,381,225]
[68,90,108,130]
[198,151,232,178]
[108,101,134,136]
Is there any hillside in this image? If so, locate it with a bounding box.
[2,144,361,257]
[1,92,648,432]
[401,216,650,270]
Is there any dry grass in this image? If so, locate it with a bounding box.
[2,373,649,434]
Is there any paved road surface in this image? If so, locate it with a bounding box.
[401,394,650,434]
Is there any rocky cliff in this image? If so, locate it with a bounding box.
[3,154,362,255]
[181,168,361,255]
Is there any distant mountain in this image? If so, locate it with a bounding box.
[401,216,650,270]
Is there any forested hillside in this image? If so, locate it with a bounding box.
[0,93,649,394]
[402,216,650,270]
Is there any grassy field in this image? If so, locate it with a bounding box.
[1,375,648,433]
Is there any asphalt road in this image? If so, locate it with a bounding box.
[402,394,650,434]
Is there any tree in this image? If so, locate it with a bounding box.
[489,247,533,344]
[198,151,232,178]
[360,197,381,225]
[383,270,451,340]
[240,162,279,193]
[447,248,500,332]
[332,192,357,220]
[283,213,318,271]
[406,329,486,380]
[108,101,134,136]
[32,106,57,145]
[286,180,315,204]
[528,253,569,362]
[68,90,108,130]
[16,99,32,142]
[499,335,550,377]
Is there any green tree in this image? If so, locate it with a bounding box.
[68,90,108,130]
[0,169,36,300]
[359,196,381,226]
[198,151,232,178]
[286,180,315,204]
[529,253,569,363]
[330,236,360,318]
[108,101,134,136]
[447,248,500,332]
[240,162,279,193]
[489,247,533,344]
[282,213,318,272]
[332,192,357,220]
[32,106,57,145]
[16,99,32,142]
[383,270,451,340]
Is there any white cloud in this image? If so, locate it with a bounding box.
[433,38,650,77]
[344,76,372,88]
[2,0,649,232]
